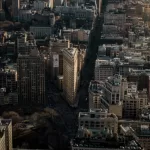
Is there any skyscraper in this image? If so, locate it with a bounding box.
[49,0,54,8]
[17,48,46,106]
[0,0,2,10]
[17,33,27,55]
[96,0,102,16]
[12,0,20,18]
[0,0,5,21]
[54,0,63,6]
[62,47,78,106]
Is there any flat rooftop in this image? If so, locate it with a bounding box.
[79,109,117,120]
[107,75,121,86]
[89,80,104,93]
[71,137,142,149]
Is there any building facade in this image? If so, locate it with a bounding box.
[17,33,28,55]
[94,59,115,81]
[19,9,32,22]
[55,6,96,20]
[0,0,2,10]
[123,89,148,119]
[17,49,46,106]
[54,0,63,6]
[62,47,78,105]
[120,124,150,150]
[78,109,118,134]
[12,0,20,18]
[33,0,48,10]
[89,80,104,109]
[49,38,70,80]
[104,12,126,27]
[0,129,6,150]
[30,26,52,39]
[0,119,12,150]
[101,75,123,118]
[102,75,122,106]
[0,70,17,92]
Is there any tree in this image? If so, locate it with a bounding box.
[2,111,23,125]
[44,108,58,119]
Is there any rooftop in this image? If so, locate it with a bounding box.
[71,137,142,149]
[95,59,115,67]
[79,109,117,120]
[107,75,121,86]
[4,63,17,72]
[140,105,150,122]
[135,125,150,137]
[129,69,150,76]
[101,34,123,39]
[121,124,150,137]
[63,47,78,58]
[89,80,104,93]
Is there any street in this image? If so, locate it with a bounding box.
[45,14,104,138]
